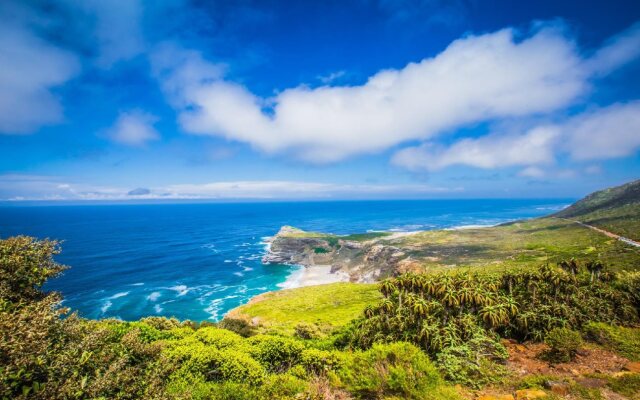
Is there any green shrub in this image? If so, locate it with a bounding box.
[174,346,265,383]
[247,335,305,372]
[300,348,342,374]
[139,316,183,330]
[0,236,67,302]
[349,263,639,358]
[294,322,322,339]
[435,334,508,388]
[217,317,257,337]
[335,342,448,399]
[194,326,244,348]
[543,327,583,362]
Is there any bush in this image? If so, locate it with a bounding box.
[295,322,322,339]
[435,334,508,388]
[300,348,342,374]
[0,236,67,302]
[543,327,583,363]
[335,342,448,399]
[194,326,244,348]
[247,335,305,372]
[218,317,257,337]
[174,346,265,383]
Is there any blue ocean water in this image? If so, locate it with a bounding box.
[0,199,570,321]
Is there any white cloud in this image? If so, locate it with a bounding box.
[66,0,144,68]
[518,166,546,178]
[584,165,602,175]
[393,101,640,173]
[106,110,160,146]
[585,22,640,76]
[156,22,640,163]
[0,175,462,201]
[0,7,80,134]
[564,101,640,160]
[392,126,559,170]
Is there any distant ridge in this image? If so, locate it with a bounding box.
[554,179,640,218]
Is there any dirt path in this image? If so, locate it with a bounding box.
[555,217,640,248]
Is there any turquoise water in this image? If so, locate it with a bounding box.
[0,199,570,321]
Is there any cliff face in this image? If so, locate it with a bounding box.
[262,226,420,282]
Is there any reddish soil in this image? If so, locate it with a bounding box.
[503,340,630,377]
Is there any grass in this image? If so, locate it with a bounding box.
[341,232,392,241]
[584,322,640,361]
[226,282,381,335]
[391,217,640,272]
[570,204,640,242]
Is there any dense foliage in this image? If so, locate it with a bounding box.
[0,236,457,400]
[342,262,640,384]
[2,236,639,399]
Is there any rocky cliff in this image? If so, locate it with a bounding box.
[262,226,421,282]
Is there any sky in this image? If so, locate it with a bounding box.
[1,0,639,201]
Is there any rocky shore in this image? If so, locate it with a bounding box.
[262,226,421,282]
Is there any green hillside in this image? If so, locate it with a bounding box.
[554,180,640,240]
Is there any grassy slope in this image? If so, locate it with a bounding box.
[226,282,380,335]
[392,216,640,272]
[227,181,640,331]
[554,179,640,241]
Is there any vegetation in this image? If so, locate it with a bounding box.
[392,217,640,271]
[583,322,640,361]
[2,182,639,399]
[1,238,460,399]
[226,282,380,336]
[554,179,640,241]
[543,327,583,363]
[340,262,639,384]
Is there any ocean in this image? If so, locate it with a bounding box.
[0,199,570,321]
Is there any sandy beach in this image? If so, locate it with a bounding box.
[278,265,349,289]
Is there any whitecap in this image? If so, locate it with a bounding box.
[233,272,244,277]
[108,291,130,300]
[101,301,112,314]
[147,292,161,302]
[205,298,224,320]
[169,285,190,296]
[154,304,163,313]
[224,259,233,263]
[130,282,145,286]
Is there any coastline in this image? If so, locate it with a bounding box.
[277,265,350,289]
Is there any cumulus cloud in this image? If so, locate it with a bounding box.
[0,175,461,201]
[392,126,559,170]
[393,100,640,172]
[564,101,640,160]
[106,110,160,146]
[0,5,80,134]
[156,21,640,163]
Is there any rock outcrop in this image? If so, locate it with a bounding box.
[262,226,421,282]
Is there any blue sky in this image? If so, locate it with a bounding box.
[0,0,639,201]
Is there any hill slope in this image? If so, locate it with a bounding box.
[554,180,640,241]
[555,179,640,218]
[261,180,640,281]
